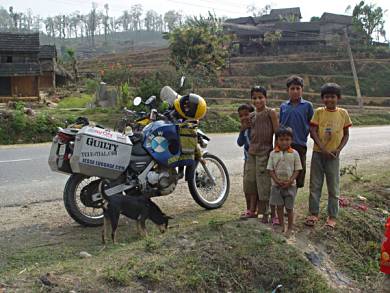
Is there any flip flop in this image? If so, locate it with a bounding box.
[240,210,257,219]
[272,217,280,225]
[325,217,336,228]
[305,215,319,227]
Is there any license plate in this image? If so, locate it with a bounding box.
[58,144,66,156]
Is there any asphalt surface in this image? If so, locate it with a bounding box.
[1,125,389,207]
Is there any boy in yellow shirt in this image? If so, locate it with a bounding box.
[305,83,352,228]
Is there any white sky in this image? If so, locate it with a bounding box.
[0,0,389,35]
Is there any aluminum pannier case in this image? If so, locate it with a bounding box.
[70,126,132,179]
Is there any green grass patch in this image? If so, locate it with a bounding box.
[58,94,94,108]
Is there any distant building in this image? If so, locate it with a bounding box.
[39,45,57,89]
[39,45,72,88]
[224,8,355,55]
[0,32,41,97]
[0,33,72,98]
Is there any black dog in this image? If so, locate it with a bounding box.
[100,181,171,244]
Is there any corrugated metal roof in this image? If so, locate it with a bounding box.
[270,8,302,18]
[320,13,352,25]
[0,32,40,52]
[225,17,255,25]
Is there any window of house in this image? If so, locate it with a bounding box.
[6,56,12,63]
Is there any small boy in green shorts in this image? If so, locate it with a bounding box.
[267,127,302,234]
[305,83,352,228]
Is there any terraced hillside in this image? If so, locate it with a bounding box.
[78,48,390,107]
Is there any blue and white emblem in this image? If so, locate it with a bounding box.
[151,136,168,153]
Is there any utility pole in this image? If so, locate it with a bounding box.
[344,28,363,108]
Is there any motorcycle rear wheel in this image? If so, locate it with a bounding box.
[63,174,104,227]
[187,153,230,209]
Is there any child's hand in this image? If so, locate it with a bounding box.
[240,117,250,131]
[275,178,284,187]
[321,149,336,160]
[331,149,341,158]
[281,179,293,189]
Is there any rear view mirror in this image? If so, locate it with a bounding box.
[133,97,142,106]
[145,96,156,105]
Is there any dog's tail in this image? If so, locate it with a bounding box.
[99,179,111,201]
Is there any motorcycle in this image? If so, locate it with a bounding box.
[48,85,230,226]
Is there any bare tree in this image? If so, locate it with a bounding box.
[130,4,143,31]
[103,3,109,42]
[88,2,98,47]
[164,10,182,32]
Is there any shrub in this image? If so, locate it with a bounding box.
[85,79,99,94]
[0,111,65,144]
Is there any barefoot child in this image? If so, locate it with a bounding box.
[244,86,279,223]
[306,83,352,228]
[237,103,255,218]
[267,127,302,233]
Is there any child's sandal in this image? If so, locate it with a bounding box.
[240,210,257,219]
[272,217,280,226]
[305,215,319,227]
[325,217,336,228]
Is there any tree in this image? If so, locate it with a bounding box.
[165,13,232,89]
[0,7,12,30]
[66,48,78,82]
[246,4,271,17]
[164,10,182,32]
[310,16,321,22]
[9,6,18,29]
[352,1,386,44]
[88,2,98,47]
[103,3,110,42]
[263,30,282,49]
[144,9,158,31]
[130,4,143,31]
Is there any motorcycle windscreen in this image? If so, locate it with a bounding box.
[143,121,181,167]
[160,86,179,107]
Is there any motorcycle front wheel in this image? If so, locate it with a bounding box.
[187,153,230,209]
[63,174,104,227]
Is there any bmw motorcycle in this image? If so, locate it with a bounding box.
[48,85,230,226]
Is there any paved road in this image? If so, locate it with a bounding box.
[1,126,389,207]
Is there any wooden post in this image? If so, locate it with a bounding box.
[344,28,363,108]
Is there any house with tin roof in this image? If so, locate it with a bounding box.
[224,8,356,55]
[0,32,41,97]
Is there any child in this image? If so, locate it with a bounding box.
[306,83,352,228]
[243,86,279,223]
[279,76,313,189]
[237,103,255,218]
[267,127,302,234]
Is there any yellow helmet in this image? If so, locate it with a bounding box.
[174,93,207,120]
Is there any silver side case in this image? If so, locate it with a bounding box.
[70,126,133,179]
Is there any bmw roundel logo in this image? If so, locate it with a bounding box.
[151,136,169,153]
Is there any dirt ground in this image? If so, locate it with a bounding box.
[0,171,389,292]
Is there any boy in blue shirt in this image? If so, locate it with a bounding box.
[279,75,314,189]
[237,103,255,218]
